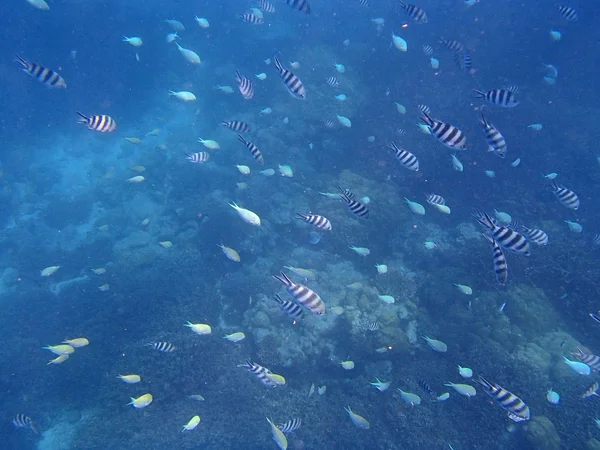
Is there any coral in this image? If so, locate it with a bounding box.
[524,416,561,450]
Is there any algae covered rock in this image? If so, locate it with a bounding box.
[525,416,560,450]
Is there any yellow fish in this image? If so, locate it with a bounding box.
[126,176,145,183]
[266,373,286,386]
[188,394,205,401]
[125,137,142,144]
[91,268,106,274]
[63,338,89,347]
[159,241,172,248]
[146,128,161,136]
[223,332,246,342]
[47,354,69,365]
[98,283,110,291]
[128,393,153,408]
[218,244,240,262]
[118,374,141,384]
[182,415,201,432]
[43,344,75,355]
[40,266,60,277]
[130,165,146,172]
[185,322,211,335]
[266,418,288,450]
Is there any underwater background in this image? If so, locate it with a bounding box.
[1,0,600,448]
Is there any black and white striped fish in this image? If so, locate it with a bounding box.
[388,142,419,171]
[521,226,549,246]
[186,152,210,163]
[581,382,599,399]
[325,76,339,87]
[14,55,66,88]
[480,113,507,158]
[357,0,369,6]
[418,379,436,398]
[475,211,530,256]
[239,12,264,24]
[277,418,302,433]
[272,271,326,315]
[295,213,332,231]
[425,194,445,206]
[366,322,379,331]
[284,0,311,14]
[399,1,428,23]
[550,181,579,210]
[414,103,431,115]
[235,70,254,100]
[420,112,467,151]
[76,112,116,132]
[12,414,37,433]
[341,188,356,200]
[476,376,530,422]
[454,50,472,72]
[574,348,600,371]
[237,135,264,165]
[482,234,508,286]
[259,0,276,12]
[438,38,464,53]
[146,341,176,352]
[473,89,519,107]
[237,360,277,387]
[273,294,304,320]
[558,5,578,21]
[594,234,600,245]
[422,45,434,56]
[323,119,336,128]
[337,187,369,218]
[273,57,306,99]
[220,120,251,133]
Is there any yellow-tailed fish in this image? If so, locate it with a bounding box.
[266,418,288,450]
[182,415,201,431]
[128,393,153,408]
[63,338,89,348]
[118,374,141,384]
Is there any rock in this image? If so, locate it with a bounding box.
[525,416,560,450]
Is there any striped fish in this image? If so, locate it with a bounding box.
[272,294,304,320]
[277,418,302,434]
[574,348,600,371]
[237,360,277,387]
[475,211,530,256]
[325,76,339,87]
[550,181,579,210]
[146,341,176,352]
[239,12,264,24]
[418,379,436,398]
[341,188,355,200]
[323,119,336,128]
[284,0,311,14]
[414,103,431,115]
[12,414,37,433]
[473,89,519,107]
[259,0,276,12]
[357,0,369,6]
[482,234,508,285]
[388,142,419,171]
[438,38,464,53]
[272,271,326,315]
[476,376,530,422]
[14,55,66,88]
[425,194,445,206]
[420,112,467,151]
[590,312,600,325]
[337,187,369,218]
[399,1,428,23]
[454,50,472,72]
[219,120,251,133]
[480,113,507,158]
[76,112,116,132]
[237,135,264,165]
[367,322,379,331]
[235,70,254,99]
[581,382,599,399]
[273,57,306,99]
[422,45,434,56]
[594,234,600,245]
[558,5,578,21]
[185,152,210,163]
[295,213,332,231]
[521,226,549,246]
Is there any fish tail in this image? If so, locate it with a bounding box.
[420,111,433,126]
[76,111,89,123]
[237,134,246,145]
[294,212,307,220]
[473,89,485,98]
[13,55,29,70]
[273,56,283,72]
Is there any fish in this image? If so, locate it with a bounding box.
[259,0,276,13]
[574,348,600,371]
[63,338,89,347]
[266,418,288,450]
[175,43,200,64]
[14,55,66,88]
[550,181,580,210]
[326,76,339,87]
[582,382,599,399]
[479,113,507,158]
[366,322,379,331]
[419,379,436,398]
[521,226,549,246]
[337,187,369,218]
[277,418,302,434]
[473,89,519,107]
[26,0,49,10]
[482,234,508,285]
[188,394,206,401]
[475,376,530,423]
[295,213,332,231]
[399,1,428,23]
[168,91,196,102]
[229,202,261,226]
[284,0,311,14]
[223,332,246,342]
[475,211,530,256]
[388,142,419,171]
[12,414,37,433]
[370,378,390,391]
[76,113,116,132]
[48,354,69,365]
[398,389,422,405]
[273,293,305,320]
[237,135,264,165]
[235,70,254,100]
[164,19,185,31]
[323,119,336,128]
[238,360,278,387]
[182,415,201,432]
[415,103,432,115]
[198,138,220,150]
[283,266,316,280]
[145,341,176,352]
[42,344,74,355]
[557,5,578,21]
[454,50,472,72]
[186,152,210,163]
[420,112,467,151]
[438,38,464,53]
[273,57,306,99]
[220,120,251,133]
[185,322,212,335]
[239,12,264,24]
[344,406,370,429]
[219,244,241,262]
[422,45,434,56]
[128,393,153,409]
[118,374,141,384]
[41,265,61,277]
[272,271,325,315]
[426,194,445,206]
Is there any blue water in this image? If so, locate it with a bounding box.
[1,0,600,449]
